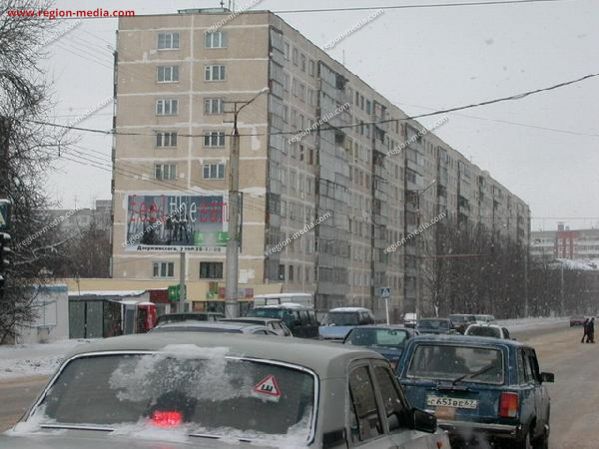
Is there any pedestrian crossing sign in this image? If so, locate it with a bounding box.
[379,287,391,298]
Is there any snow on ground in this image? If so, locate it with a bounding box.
[0,339,91,380]
[496,316,568,332]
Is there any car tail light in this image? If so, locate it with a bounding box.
[151,410,183,428]
[499,392,519,418]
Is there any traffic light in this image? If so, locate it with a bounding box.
[0,232,11,293]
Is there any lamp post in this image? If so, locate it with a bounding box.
[223,88,269,318]
[415,179,436,317]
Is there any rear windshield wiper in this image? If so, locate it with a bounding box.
[451,363,496,385]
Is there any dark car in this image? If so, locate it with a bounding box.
[219,317,292,336]
[570,315,586,327]
[416,318,456,335]
[246,303,319,338]
[398,335,554,449]
[151,321,278,335]
[155,312,224,326]
[342,325,417,369]
[448,314,477,334]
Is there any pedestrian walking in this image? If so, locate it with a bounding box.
[588,317,595,344]
[582,318,589,343]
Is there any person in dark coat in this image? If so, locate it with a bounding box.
[588,317,595,343]
[582,318,589,343]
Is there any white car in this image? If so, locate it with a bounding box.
[464,323,511,339]
[473,314,496,325]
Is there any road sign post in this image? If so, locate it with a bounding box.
[378,287,391,325]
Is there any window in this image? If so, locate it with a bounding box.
[157,32,179,50]
[156,99,178,116]
[289,265,294,281]
[205,65,226,81]
[155,132,177,148]
[278,264,285,281]
[205,31,227,48]
[284,42,290,60]
[349,366,383,443]
[157,65,179,83]
[200,262,223,279]
[309,59,315,77]
[366,99,372,114]
[155,163,176,180]
[204,98,224,115]
[203,163,225,179]
[300,53,306,72]
[292,47,298,65]
[204,131,226,148]
[153,262,174,278]
[374,365,407,431]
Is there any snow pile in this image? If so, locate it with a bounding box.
[0,339,88,380]
[554,258,599,271]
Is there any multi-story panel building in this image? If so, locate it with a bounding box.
[111,8,530,317]
[531,224,599,261]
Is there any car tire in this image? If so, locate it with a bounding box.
[516,432,534,449]
[532,431,549,449]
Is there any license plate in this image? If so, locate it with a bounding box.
[426,395,478,409]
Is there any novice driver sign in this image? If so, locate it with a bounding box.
[251,375,281,402]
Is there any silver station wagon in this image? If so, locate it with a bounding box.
[1,333,451,449]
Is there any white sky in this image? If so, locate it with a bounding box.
[43,0,599,231]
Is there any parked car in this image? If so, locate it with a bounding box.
[319,307,376,340]
[3,332,451,449]
[246,303,319,338]
[220,317,292,336]
[569,315,586,327]
[398,334,554,449]
[448,314,477,334]
[403,312,418,328]
[155,312,224,326]
[465,323,512,340]
[415,318,456,335]
[343,325,418,369]
[474,314,496,324]
[151,321,278,335]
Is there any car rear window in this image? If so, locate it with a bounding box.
[35,350,315,442]
[323,312,360,326]
[346,328,408,347]
[407,344,504,384]
[417,320,449,329]
[467,326,501,338]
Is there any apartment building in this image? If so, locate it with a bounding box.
[111,8,530,316]
[531,223,599,261]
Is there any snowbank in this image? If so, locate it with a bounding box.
[0,339,90,380]
[496,316,568,332]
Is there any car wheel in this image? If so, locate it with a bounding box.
[516,432,534,449]
[532,431,549,449]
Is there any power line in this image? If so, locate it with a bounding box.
[28,71,599,139]
[272,0,572,14]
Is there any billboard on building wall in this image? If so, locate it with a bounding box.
[124,194,229,253]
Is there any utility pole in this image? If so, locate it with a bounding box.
[415,179,436,318]
[223,88,268,319]
[180,250,188,312]
[560,262,565,316]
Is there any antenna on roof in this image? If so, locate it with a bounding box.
[220,0,225,7]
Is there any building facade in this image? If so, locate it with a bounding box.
[532,223,599,262]
[111,9,530,316]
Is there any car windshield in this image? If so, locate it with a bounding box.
[468,326,501,338]
[449,315,468,323]
[417,319,449,329]
[407,344,504,384]
[247,308,285,320]
[323,312,359,326]
[33,351,315,442]
[345,328,408,347]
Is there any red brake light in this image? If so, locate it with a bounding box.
[499,392,519,418]
[151,410,183,428]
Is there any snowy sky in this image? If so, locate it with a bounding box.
[42,0,599,231]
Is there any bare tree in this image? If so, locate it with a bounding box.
[0,1,68,343]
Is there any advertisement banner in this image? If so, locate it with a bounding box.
[124,194,228,252]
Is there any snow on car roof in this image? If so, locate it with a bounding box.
[256,303,308,309]
[328,307,370,312]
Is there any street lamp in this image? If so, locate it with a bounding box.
[415,179,436,317]
[223,88,269,319]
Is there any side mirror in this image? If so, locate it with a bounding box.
[411,408,437,434]
[540,372,555,383]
